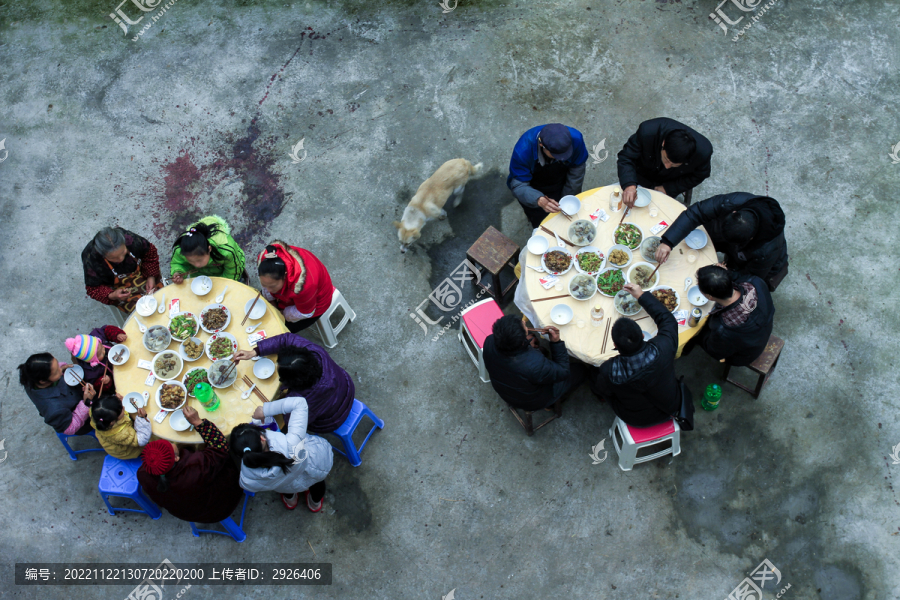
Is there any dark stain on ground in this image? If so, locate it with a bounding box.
[327,468,374,536]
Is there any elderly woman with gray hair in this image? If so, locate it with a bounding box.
[81,226,162,313]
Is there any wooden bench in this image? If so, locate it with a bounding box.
[506,400,561,436]
[722,334,785,399]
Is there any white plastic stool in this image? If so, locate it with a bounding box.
[458,298,504,383]
[609,417,681,472]
[312,288,356,349]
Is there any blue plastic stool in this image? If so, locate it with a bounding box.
[190,490,255,543]
[98,456,161,519]
[57,430,105,461]
[331,399,384,467]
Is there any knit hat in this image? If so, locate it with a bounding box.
[142,440,176,475]
[65,335,102,366]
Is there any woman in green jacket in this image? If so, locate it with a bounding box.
[170,216,246,283]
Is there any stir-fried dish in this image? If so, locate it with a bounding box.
[169,314,197,340]
[543,250,572,272]
[159,384,185,409]
[608,249,629,266]
[597,269,626,295]
[184,368,209,395]
[651,288,679,311]
[614,224,643,249]
[208,336,234,359]
[577,252,604,273]
[202,307,229,330]
[182,338,203,359]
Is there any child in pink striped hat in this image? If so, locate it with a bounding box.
[65,325,127,393]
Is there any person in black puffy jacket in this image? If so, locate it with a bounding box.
[655,192,789,291]
[589,284,680,427]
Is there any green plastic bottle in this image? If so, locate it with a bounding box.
[193,382,220,412]
[701,384,722,411]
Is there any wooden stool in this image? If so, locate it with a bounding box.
[506,400,561,436]
[722,334,785,399]
[466,226,520,303]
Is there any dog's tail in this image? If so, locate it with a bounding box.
[468,161,484,178]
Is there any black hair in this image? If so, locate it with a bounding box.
[258,245,287,281]
[277,348,323,391]
[173,220,226,259]
[492,315,528,355]
[662,129,696,164]
[611,318,643,355]
[229,424,293,474]
[697,265,734,300]
[85,394,123,431]
[721,210,758,247]
[18,353,55,388]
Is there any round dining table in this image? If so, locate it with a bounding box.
[515,184,718,367]
[113,276,288,443]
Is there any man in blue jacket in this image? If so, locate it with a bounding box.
[507,123,590,228]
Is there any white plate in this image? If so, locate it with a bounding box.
[63,365,85,386]
[568,274,597,302]
[595,267,627,297]
[135,296,158,316]
[167,311,199,341]
[685,229,708,250]
[687,285,709,307]
[123,392,146,414]
[550,304,574,325]
[613,221,645,250]
[614,291,643,316]
[649,285,681,313]
[155,380,187,412]
[182,366,209,397]
[108,344,130,366]
[244,297,267,321]
[142,325,172,353]
[567,219,597,247]
[634,187,652,207]
[627,262,660,290]
[168,409,191,431]
[253,358,276,379]
[526,235,550,255]
[200,303,231,333]
[180,337,205,362]
[606,244,634,269]
[573,247,606,275]
[151,350,183,381]
[206,332,238,362]
[541,247,574,276]
[559,195,581,216]
[191,276,213,296]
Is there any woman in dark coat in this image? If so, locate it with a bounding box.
[233,333,354,433]
[82,226,162,313]
[18,353,97,435]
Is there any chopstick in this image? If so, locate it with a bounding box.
[646,262,662,281]
[242,375,269,402]
[617,207,630,226]
[526,327,551,334]
[68,369,87,389]
[632,315,651,322]
[242,290,263,326]
[601,319,612,354]
[558,210,573,221]
[539,226,575,247]
[532,294,571,303]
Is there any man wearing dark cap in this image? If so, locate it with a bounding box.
[617,117,713,207]
[508,123,589,228]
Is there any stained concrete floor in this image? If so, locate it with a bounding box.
[2,0,900,599]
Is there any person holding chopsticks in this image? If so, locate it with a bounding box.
[85,393,151,460]
[170,215,247,284]
[65,327,126,395]
[18,353,97,436]
[81,226,162,313]
[256,242,335,333]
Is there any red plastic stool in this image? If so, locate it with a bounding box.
[458,298,504,383]
[609,418,681,472]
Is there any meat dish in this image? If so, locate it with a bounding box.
[144,326,170,352]
[631,265,658,289]
[615,292,641,316]
[614,223,643,249]
[182,338,203,359]
[159,384,185,409]
[154,353,179,379]
[168,314,197,340]
[202,307,229,330]
[608,249,629,266]
[208,336,234,359]
[641,237,661,262]
[568,220,596,245]
[569,275,596,300]
[543,250,572,272]
[184,368,209,395]
[597,269,626,295]
[651,288,679,311]
[210,361,238,387]
[577,251,604,273]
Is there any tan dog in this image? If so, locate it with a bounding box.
[393,159,483,253]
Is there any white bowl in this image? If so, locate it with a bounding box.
[634,187,652,207]
[182,366,209,397]
[253,358,276,379]
[135,296,158,317]
[568,274,597,302]
[606,244,634,269]
[574,246,606,275]
[206,332,238,362]
[108,344,130,366]
[200,303,231,333]
[63,364,85,387]
[567,219,597,247]
[180,337,205,362]
[559,195,581,216]
[527,235,550,255]
[685,229,708,249]
[550,304,574,325]
[167,311,199,342]
[627,261,660,290]
[613,221,645,250]
[595,267,627,297]
[244,297,268,321]
[541,247,574,276]
[142,325,172,353]
[155,380,187,412]
[191,275,213,296]
[152,350,183,381]
[687,285,709,307]
[649,285,681,313]
[640,236,663,263]
[168,409,191,431]
[208,361,238,389]
[614,291,642,316]
[642,330,654,341]
[123,392,146,414]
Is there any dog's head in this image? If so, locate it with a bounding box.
[393,221,421,253]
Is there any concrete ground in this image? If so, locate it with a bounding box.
[1,0,899,598]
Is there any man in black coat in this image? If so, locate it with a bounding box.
[483,315,586,410]
[617,117,713,207]
[655,192,789,291]
[589,284,680,427]
[687,265,775,366]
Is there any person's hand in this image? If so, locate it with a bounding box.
[233,350,258,362]
[655,243,672,264]
[83,383,96,401]
[172,273,185,285]
[136,407,147,419]
[116,333,127,343]
[715,262,728,270]
[108,288,131,301]
[537,196,561,213]
[144,277,157,294]
[60,363,71,371]
[622,185,637,208]
[654,185,666,194]
[183,405,202,426]
[100,375,112,386]
[252,406,265,421]
[623,282,643,300]
[525,333,540,349]
[546,326,561,343]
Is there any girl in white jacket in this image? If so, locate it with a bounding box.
[230,396,333,512]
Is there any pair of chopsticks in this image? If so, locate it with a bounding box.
[533,294,570,303]
[539,225,575,247]
[242,375,269,402]
[617,207,631,226]
[218,358,239,383]
[557,210,573,221]
[241,290,263,326]
[601,318,613,354]
[526,326,551,334]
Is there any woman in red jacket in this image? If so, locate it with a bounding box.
[257,242,335,333]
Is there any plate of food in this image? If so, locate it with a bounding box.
[559,195,581,217]
[613,222,644,250]
[253,358,276,379]
[650,285,681,312]
[63,364,85,387]
[568,274,597,302]
[168,312,199,342]
[526,235,549,255]
[135,295,158,317]
[568,219,597,246]
[627,262,660,290]
[122,392,146,414]
[156,380,187,412]
[208,360,239,388]
[640,236,662,263]
[606,245,633,269]
[574,247,605,275]
[191,275,213,296]
[634,187,652,207]
[168,409,191,432]
[596,267,627,297]
[540,247,574,276]
[152,350,183,381]
[180,337,204,362]
[142,325,172,353]
[687,285,709,307]
[244,297,267,321]
[614,290,642,316]
[108,344,130,366]
[685,229,708,250]
[200,304,231,333]
[182,366,209,397]
[550,304,574,326]
[206,332,238,362]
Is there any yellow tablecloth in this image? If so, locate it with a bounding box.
[114,277,288,443]
[519,185,718,366]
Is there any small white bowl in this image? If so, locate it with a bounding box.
[541,247,574,276]
[155,380,187,412]
[168,410,191,431]
[685,229,708,250]
[244,297,267,321]
[627,262,660,290]
[191,275,213,296]
[108,344,130,366]
[135,296,158,317]
[687,285,709,307]
[559,195,581,216]
[179,337,204,362]
[123,392,146,414]
[527,235,550,255]
[550,304,574,325]
[253,358,276,379]
[606,244,634,269]
[568,274,598,302]
[152,350,183,381]
[574,246,606,275]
